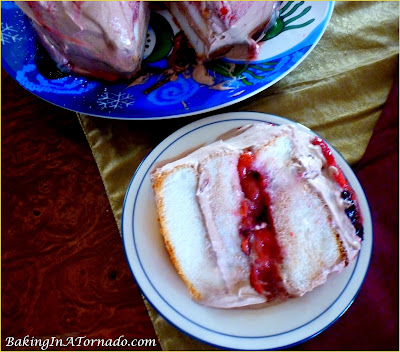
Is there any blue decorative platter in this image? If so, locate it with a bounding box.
[1,1,333,120]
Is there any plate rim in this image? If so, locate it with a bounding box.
[121,111,373,350]
[2,2,334,120]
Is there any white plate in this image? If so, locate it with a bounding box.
[122,112,372,350]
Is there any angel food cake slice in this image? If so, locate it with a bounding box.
[151,123,363,308]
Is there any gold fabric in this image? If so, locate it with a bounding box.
[77,2,398,350]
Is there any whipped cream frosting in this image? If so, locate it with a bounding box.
[167,1,280,59]
[288,126,362,262]
[16,1,150,80]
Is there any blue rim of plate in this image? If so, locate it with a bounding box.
[1,2,334,120]
[121,112,373,350]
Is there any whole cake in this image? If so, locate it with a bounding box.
[151,123,363,308]
[16,1,150,81]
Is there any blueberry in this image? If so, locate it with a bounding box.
[343,202,363,240]
[341,190,352,201]
[354,223,364,240]
[345,205,357,219]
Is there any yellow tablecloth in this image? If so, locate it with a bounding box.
[78,2,398,350]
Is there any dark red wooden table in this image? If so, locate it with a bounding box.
[2,69,159,350]
[2,68,398,351]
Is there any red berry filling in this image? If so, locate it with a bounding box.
[237,152,285,299]
[312,137,364,239]
[311,137,350,190]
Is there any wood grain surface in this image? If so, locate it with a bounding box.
[2,69,159,350]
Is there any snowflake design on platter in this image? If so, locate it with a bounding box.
[1,23,21,45]
[97,91,136,110]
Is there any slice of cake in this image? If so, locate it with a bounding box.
[151,123,363,308]
[16,1,150,81]
[166,1,280,60]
